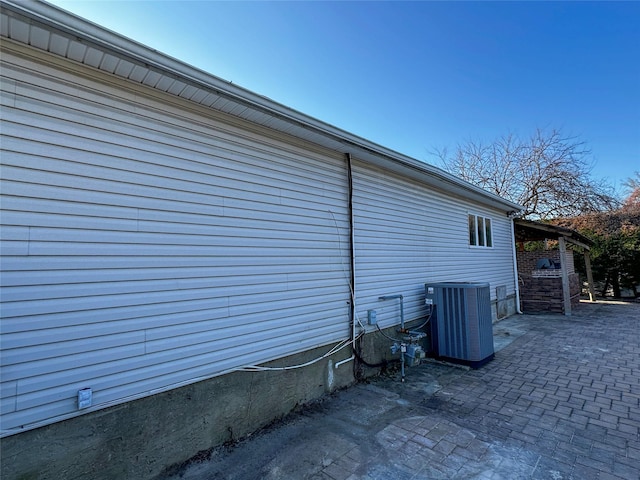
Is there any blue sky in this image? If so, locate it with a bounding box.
[50,1,639,195]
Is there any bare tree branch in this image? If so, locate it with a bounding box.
[436,128,619,219]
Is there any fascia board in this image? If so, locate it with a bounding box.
[3,0,524,214]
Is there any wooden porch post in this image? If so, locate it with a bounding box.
[584,251,597,302]
[558,236,571,316]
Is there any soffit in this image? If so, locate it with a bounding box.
[514,219,593,250]
[1,0,523,213]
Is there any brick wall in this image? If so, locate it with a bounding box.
[519,273,580,314]
[570,273,581,307]
[520,276,564,314]
[516,250,574,275]
[517,249,579,314]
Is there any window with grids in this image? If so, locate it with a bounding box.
[468,214,493,248]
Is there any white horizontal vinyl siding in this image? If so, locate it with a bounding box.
[352,161,516,328]
[0,48,351,434]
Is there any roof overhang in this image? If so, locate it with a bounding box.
[514,218,593,250]
[1,0,524,213]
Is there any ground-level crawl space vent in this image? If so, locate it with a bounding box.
[425,282,494,368]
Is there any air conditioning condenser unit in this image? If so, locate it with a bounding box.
[425,282,494,368]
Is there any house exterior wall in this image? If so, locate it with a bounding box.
[1,43,353,438]
[351,161,518,332]
[0,343,354,480]
[1,37,517,479]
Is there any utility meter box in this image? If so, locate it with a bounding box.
[425,282,494,368]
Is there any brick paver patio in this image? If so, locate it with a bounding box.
[161,301,639,480]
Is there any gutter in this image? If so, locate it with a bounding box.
[2,0,522,214]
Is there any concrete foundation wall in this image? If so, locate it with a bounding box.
[493,295,517,321]
[355,322,430,380]
[1,307,519,480]
[0,344,355,480]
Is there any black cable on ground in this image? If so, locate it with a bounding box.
[354,312,432,373]
[353,332,398,375]
[353,347,395,368]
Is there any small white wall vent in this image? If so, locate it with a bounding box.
[78,388,92,409]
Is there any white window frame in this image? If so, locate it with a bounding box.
[468,213,493,248]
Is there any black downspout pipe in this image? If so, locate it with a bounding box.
[345,153,357,376]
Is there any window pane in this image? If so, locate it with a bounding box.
[477,216,485,246]
[468,214,476,245]
[485,218,492,247]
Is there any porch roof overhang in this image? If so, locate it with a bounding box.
[0,0,524,214]
[514,218,593,250]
